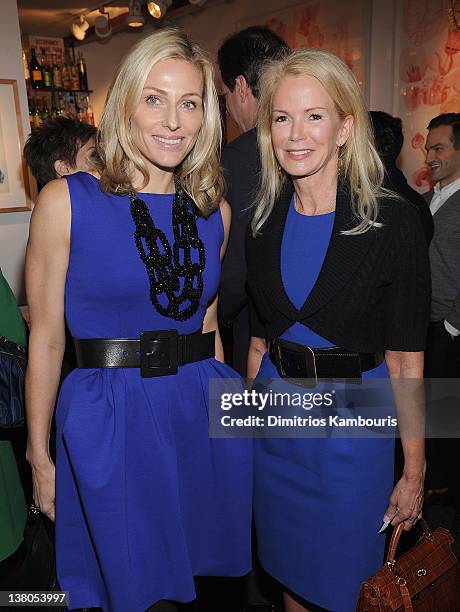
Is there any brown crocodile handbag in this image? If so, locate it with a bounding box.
[356,518,458,611]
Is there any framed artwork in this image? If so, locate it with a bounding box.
[237,0,369,94]
[0,79,31,212]
[393,0,460,192]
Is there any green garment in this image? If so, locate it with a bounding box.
[0,443,27,561]
[0,269,27,347]
[0,268,27,562]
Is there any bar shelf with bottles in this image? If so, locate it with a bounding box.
[23,44,95,129]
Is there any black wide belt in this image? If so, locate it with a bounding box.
[269,337,384,384]
[75,330,215,378]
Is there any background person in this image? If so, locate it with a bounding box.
[0,268,27,583]
[369,110,433,244]
[246,49,430,611]
[24,115,96,188]
[423,112,460,540]
[217,27,290,612]
[217,27,289,377]
[25,28,251,612]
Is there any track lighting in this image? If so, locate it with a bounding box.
[95,8,112,39]
[147,0,172,19]
[127,0,145,27]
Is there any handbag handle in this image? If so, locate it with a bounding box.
[385,518,434,612]
[386,517,433,565]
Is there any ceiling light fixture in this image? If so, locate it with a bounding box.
[95,7,112,39]
[147,0,172,19]
[70,14,90,41]
[127,0,145,27]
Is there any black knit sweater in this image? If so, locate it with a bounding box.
[246,181,431,353]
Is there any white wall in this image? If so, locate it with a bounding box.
[368,0,397,113]
[0,0,31,301]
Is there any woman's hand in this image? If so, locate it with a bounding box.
[383,468,425,531]
[29,455,56,522]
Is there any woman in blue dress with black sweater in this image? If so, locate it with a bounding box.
[25,28,251,612]
[246,49,430,611]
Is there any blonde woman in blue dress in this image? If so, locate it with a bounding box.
[25,28,251,612]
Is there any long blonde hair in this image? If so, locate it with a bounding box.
[95,27,223,214]
[253,48,385,234]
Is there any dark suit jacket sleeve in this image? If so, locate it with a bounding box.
[218,135,258,323]
[447,210,460,329]
[417,199,434,245]
[384,203,431,351]
[422,191,433,204]
[248,295,265,338]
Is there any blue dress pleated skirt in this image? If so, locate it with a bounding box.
[254,199,394,612]
[55,173,252,612]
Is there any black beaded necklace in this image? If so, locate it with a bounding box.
[129,183,206,321]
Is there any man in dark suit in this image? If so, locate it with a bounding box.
[369,111,433,244]
[217,27,289,377]
[423,113,460,532]
[216,28,289,612]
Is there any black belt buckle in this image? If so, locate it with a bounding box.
[140,330,178,377]
[273,339,317,387]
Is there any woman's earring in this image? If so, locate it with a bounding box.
[337,146,344,175]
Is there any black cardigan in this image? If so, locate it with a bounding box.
[246,181,431,353]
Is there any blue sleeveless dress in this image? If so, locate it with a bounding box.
[55,172,252,612]
[254,198,394,612]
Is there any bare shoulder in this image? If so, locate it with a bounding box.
[36,177,70,205]
[32,179,70,221]
[29,178,71,242]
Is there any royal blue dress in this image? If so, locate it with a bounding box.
[254,198,394,611]
[55,172,252,612]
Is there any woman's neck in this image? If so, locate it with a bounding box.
[292,163,339,216]
[131,166,175,194]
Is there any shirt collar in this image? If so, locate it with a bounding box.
[434,177,460,197]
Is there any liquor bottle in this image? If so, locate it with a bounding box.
[33,99,42,128]
[51,93,60,117]
[62,61,71,90]
[29,47,44,89]
[42,49,52,88]
[86,104,95,126]
[52,54,63,90]
[67,95,77,116]
[22,49,30,85]
[27,96,34,130]
[77,52,88,90]
[70,62,80,90]
[58,93,66,115]
[41,97,50,121]
[76,104,86,122]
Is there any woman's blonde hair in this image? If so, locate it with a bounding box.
[253,48,385,234]
[95,26,223,214]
